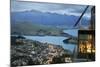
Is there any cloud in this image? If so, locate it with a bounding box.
[47,8,91,18]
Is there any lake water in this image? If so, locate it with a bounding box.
[63,29,78,37]
[24,29,78,52]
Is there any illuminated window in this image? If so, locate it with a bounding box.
[78,30,95,54]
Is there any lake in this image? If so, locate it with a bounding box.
[63,29,78,37]
[24,29,78,52]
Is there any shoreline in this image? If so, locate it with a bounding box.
[11,29,78,37]
[11,33,78,45]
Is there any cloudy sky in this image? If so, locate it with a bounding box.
[11,0,93,18]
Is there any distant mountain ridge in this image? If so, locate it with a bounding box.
[11,9,90,26]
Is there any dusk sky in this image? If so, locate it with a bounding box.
[11,0,93,18]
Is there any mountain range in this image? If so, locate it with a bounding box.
[11,10,90,35]
[11,10,90,27]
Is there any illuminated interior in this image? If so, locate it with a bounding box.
[79,34,95,54]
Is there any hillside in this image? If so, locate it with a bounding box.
[11,22,62,36]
